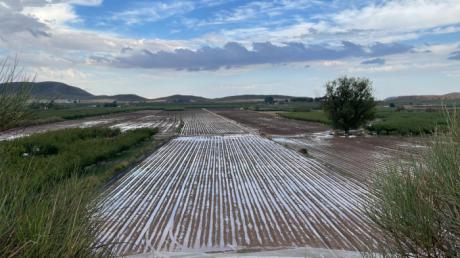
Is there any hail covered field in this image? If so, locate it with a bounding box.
[95,109,387,256]
[0,110,180,141]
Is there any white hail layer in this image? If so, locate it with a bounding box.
[95,134,379,256]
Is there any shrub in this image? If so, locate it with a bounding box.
[0,57,31,131]
[366,111,460,256]
[0,127,157,257]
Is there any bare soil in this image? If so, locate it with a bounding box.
[211,109,327,135]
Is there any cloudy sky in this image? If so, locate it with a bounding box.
[1,0,459,99]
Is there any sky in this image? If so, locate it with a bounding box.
[0,0,459,99]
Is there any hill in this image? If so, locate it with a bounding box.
[0,82,146,102]
[150,94,300,103]
[385,92,460,102]
[2,81,313,104]
[96,94,147,102]
[215,95,295,102]
[150,95,211,103]
[0,81,94,99]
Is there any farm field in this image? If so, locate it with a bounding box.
[273,133,425,183]
[179,109,251,136]
[211,109,327,135]
[0,110,180,141]
[94,109,394,256]
[110,111,181,134]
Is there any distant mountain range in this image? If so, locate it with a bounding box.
[2,81,459,104]
[0,81,300,103]
[150,94,296,103]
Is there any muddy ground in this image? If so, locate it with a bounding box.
[211,109,327,135]
[95,110,385,256]
[273,132,425,183]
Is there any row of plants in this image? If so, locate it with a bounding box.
[279,109,457,135]
[367,109,453,135]
[0,127,158,257]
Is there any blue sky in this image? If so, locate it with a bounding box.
[0,0,459,99]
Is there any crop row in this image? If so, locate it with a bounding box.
[95,134,380,256]
[111,114,180,133]
[0,111,179,141]
[180,109,249,136]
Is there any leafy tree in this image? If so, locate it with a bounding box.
[324,76,376,133]
[264,96,274,104]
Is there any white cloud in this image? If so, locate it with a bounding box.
[65,0,102,6]
[22,3,79,27]
[1,0,459,98]
[196,0,460,46]
[332,0,460,31]
[32,67,88,80]
[184,0,318,27]
[110,1,195,25]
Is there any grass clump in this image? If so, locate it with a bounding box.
[0,127,157,257]
[0,57,31,131]
[366,112,460,256]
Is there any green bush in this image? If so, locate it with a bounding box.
[0,127,157,257]
[366,112,460,256]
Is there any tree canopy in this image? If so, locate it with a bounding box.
[264,96,274,104]
[324,76,376,133]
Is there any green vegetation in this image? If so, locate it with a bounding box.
[264,96,274,104]
[366,113,460,256]
[280,108,460,135]
[0,58,31,131]
[278,110,330,124]
[324,76,376,133]
[368,109,458,135]
[0,127,158,257]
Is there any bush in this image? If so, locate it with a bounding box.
[366,112,460,256]
[0,127,157,257]
[0,58,31,131]
[324,76,376,133]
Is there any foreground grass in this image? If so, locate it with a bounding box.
[0,127,158,257]
[365,113,460,256]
